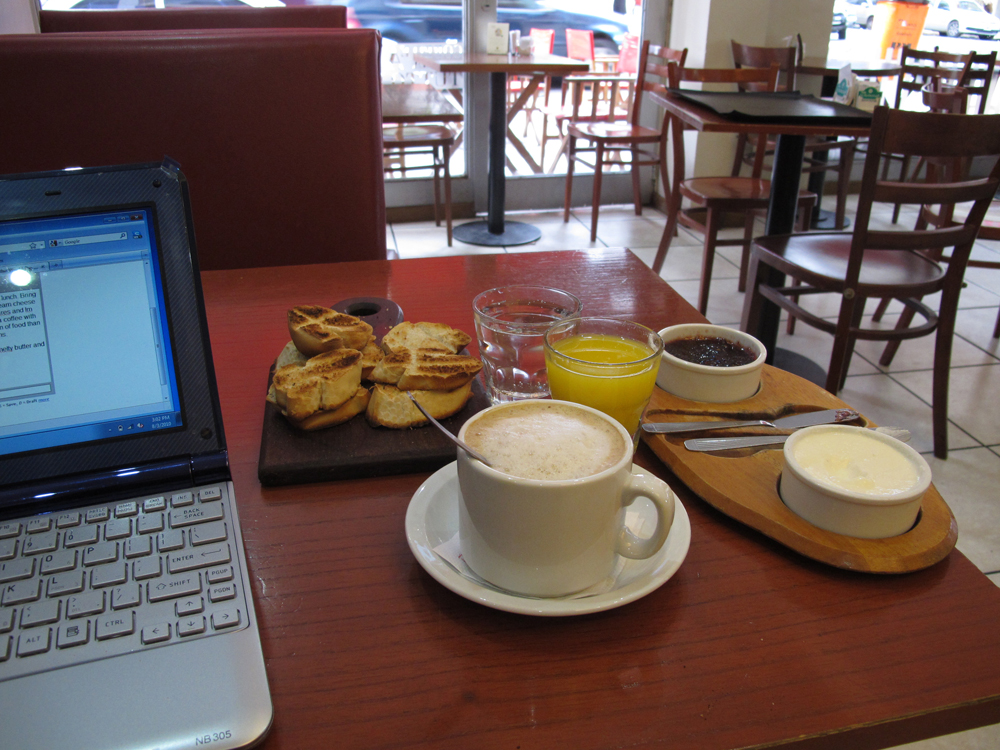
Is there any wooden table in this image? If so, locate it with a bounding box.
[381,83,464,125]
[201,249,1000,750]
[413,53,589,246]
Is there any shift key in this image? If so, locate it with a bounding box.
[167,543,231,574]
[148,572,202,603]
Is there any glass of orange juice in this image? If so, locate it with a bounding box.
[543,318,663,444]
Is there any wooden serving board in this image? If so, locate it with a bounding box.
[642,365,958,573]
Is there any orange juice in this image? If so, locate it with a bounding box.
[545,333,661,438]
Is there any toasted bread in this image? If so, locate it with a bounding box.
[381,321,472,355]
[284,387,370,430]
[270,348,362,423]
[366,383,473,428]
[288,305,373,356]
[359,337,384,380]
[274,340,307,370]
[369,348,481,390]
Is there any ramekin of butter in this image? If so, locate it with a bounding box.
[780,425,932,539]
[656,324,766,403]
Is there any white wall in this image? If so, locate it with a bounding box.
[0,0,39,33]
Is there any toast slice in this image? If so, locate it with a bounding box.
[381,321,472,355]
[288,305,373,356]
[359,337,384,380]
[366,383,473,428]
[270,348,363,423]
[277,386,370,430]
[369,348,481,391]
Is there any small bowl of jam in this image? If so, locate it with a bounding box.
[656,324,766,402]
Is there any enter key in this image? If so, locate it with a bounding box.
[167,543,231,574]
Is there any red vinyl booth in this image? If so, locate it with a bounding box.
[39,5,347,33]
[0,29,386,270]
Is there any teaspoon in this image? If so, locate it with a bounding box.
[406,391,493,466]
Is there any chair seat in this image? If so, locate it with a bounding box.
[565,121,660,143]
[754,232,947,292]
[681,176,771,204]
[382,124,455,147]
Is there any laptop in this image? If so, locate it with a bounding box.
[0,161,273,750]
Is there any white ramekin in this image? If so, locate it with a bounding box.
[656,324,766,403]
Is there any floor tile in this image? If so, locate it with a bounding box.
[888,722,1000,750]
[892,364,1000,446]
[851,312,1000,372]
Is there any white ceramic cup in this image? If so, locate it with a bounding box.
[456,400,676,597]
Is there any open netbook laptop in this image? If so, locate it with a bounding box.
[0,161,273,750]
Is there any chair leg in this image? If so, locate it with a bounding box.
[825,294,864,394]
[931,286,962,459]
[652,196,680,275]
[738,210,756,293]
[878,303,918,367]
[631,146,642,216]
[871,296,892,322]
[785,278,801,334]
[834,141,854,231]
[698,208,722,315]
[891,154,912,224]
[732,133,748,177]
[994,305,1000,339]
[564,135,576,223]
[590,142,604,242]
[443,145,453,247]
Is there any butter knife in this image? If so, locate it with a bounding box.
[642,408,859,435]
[685,424,910,452]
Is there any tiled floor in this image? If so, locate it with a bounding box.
[388,196,1000,750]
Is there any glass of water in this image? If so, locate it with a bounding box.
[472,286,582,404]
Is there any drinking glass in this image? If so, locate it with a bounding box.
[544,317,664,443]
[473,285,582,404]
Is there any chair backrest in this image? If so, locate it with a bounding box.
[664,63,780,188]
[957,49,997,114]
[566,28,595,64]
[0,29,385,271]
[893,46,972,109]
[39,6,347,32]
[529,27,555,55]
[731,40,797,92]
[630,41,687,126]
[922,80,969,114]
[616,33,640,74]
[850,106,1000,292]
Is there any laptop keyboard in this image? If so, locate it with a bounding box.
[0,483,250,682]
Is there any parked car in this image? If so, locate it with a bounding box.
[832,0,848,38]
[844,0,876,28]
[924,0,1000,39]
[344,0,629,56]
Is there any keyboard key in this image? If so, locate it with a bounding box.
[58,620,89,649]
[168,543,231,574]
[157,529,184,553]
[199,487,222,502]
[47,570,85,597]
[0,558,35,583]
[111,584,141,610]
[142,622,171,645]
[175,596,203,616]
[96,611,134,640]
[133,556,162,581]
[105,518,132,540]
[91,563,127,589]
[85,507,110,524]
[67,590,105,619]
[63,525,99,548]
[0,538,16,561]
[148,572,202,603]
[190,521,227,547]
[22,530,58,556]
[3,579,41,606]
[0,608,14,632]
[143,496,166,513]
[115,501,138,518]
[170,504,224,528]
[206,565,233,584]
[56,512,81,529]
[212,607,241,630]
[0,523,21,539]
[83,541,118,567]
[0,635,9,661]
[137,512,164,535]
[17,628,51,657]
[40,549,77,575]
[20,599,60,629]
[26,517,52,533]
[209,582,236,603]
[177,615,205,637]
[125,535,152,559]
[171,492,194,508]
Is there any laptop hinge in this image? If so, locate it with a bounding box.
[190,450,230,486]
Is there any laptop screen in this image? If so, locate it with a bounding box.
[0,207,183,456]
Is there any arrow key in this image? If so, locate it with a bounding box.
[141,622,171,645]
[211,607,241,631]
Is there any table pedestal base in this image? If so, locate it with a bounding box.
[773,347,827,388]
[810,207,850,231]
[453,220,541,247]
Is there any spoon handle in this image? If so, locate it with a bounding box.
[406,391,492,466]
[642,419,771,434]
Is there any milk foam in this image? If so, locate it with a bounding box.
[465,402,625,481]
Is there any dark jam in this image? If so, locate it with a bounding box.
[664,335,758,367]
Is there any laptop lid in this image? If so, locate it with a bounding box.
[0,161,228,513]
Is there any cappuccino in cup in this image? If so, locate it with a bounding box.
[457,400,676,597]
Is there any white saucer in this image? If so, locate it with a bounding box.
[405,462,691,616]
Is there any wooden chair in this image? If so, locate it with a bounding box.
[731,40,857,232]
[741,105,1000,458]
[562,41,687,242]
[382,124,455,246]
[653,62,816,315]
[0,29,386,270]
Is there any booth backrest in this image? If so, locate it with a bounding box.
[0,29,386,270]
[40,6,346,33]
